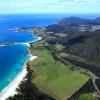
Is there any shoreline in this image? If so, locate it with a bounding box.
[0,36,42,100]
[0,36,42,47]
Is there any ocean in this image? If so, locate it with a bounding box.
[0,13,100,92]
[0,14,63,92]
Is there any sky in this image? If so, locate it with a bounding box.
[0,0,100,14]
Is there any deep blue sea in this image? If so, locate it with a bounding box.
[0,14,64,92]
[0,13,100,92]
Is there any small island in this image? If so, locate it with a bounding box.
[0,42,16,47]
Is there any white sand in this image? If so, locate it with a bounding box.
[0,55,37,100]
[37,37,42,41]
[0,64,27,100]
[0,36,42,100]
[29,55,38,61]
[23,43,30,47]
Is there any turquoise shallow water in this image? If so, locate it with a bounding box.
[0,44,29,91]
[0,35,39,92]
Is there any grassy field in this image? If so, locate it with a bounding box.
[78,93,96,100]
[29,41,89,100]
[51,44,65,53]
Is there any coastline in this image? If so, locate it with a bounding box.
[0,36,42,100]
[0,36,42,47]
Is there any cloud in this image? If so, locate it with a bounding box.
[58,0,100,4]
[0,0,100,14]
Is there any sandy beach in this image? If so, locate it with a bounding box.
[0,54,37,100]
[0,36,42,100]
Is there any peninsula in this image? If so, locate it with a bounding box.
[8,17,100,100]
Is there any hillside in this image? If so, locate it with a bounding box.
[46,17,100,34]
[58,17,100,26]
[45,17,100,67]
[61,30,100,67]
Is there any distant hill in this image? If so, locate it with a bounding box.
[46,17,100,34]
[58,17,100,26]
[94,17,100,22]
